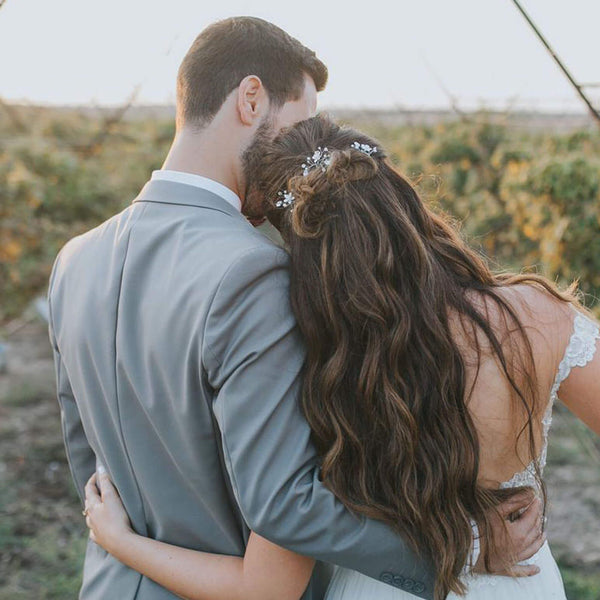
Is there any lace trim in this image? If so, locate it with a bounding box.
[541,311,599,454]
[499,311,599,491]
[465,310,599,588]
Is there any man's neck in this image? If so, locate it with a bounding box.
[161,126,244,200]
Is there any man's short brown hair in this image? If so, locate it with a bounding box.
[176,17,328,127]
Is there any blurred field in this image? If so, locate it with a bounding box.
[2,105,600,322]
[1,105,600,598]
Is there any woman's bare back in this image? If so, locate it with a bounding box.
[450,283,586,489]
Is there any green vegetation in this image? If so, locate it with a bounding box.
[346,116,600,313]
[559,562,600,600]
[2,108,600,323]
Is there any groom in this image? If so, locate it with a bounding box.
[48,17,545,600]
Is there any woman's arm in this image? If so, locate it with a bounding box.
[509,286,600,437]
[522,288,600,436]
[84,471,314,600]
[554,308,600,436]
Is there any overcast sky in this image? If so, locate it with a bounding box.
[1,0,599,112]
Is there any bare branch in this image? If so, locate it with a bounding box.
[419,52,472,124]
[78,83,142,157]
[511,0,600,127]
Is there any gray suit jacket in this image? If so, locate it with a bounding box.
[47,178,435,600]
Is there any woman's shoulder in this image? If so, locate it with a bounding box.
[460,282,577,421]
[460,282,575,368]
[496,282,576,365]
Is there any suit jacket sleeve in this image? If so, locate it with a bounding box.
[48,253,96,506]
[202,245,436,599]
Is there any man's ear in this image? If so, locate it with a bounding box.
[237,75,269,126]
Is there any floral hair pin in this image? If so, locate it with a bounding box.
[301,146,332,176]
[275,189,296,208]
[350,141,378,156]
[275,141,379,210]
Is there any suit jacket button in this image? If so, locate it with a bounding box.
[380,572,393,584]
[393,575,405,588]
[402,578,415,591]
[413,582,425,593]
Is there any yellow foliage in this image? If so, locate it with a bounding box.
[0,239,23,261]
[27,193,43,208]
[522,224,537,240]
[6,161,30,186]
[507,160,525,176]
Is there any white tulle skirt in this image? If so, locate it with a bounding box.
[324,541,567,600]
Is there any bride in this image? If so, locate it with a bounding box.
[83,115,599,600]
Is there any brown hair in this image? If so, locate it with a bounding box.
[176,17,327,128]
[257,115,578,599]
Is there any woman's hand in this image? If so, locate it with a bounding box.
[82,470,313,600]
[84,468,134,554]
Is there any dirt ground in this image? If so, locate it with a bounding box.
[1,308,600,599]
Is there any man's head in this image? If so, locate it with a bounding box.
[177,17,326,130]
[175,17,327,216]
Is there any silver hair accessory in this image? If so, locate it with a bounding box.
[275,141,379,209]
[301,146,332,176]
[350,141,378,156]
[275,189,295,208]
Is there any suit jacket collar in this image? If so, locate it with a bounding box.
[132,179,247,222]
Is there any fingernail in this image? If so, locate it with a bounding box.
[97,465,106,475]
[531,567,540,576]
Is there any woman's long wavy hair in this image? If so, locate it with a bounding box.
[256,114,578,599]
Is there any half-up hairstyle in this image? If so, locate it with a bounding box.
[256,114,578,599]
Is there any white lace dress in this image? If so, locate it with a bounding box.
[324,310,600,600]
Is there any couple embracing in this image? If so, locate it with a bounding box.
[48,17,599,600]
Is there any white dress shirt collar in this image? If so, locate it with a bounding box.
[151,169,242,212]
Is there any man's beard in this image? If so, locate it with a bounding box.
[240,117,276,222]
